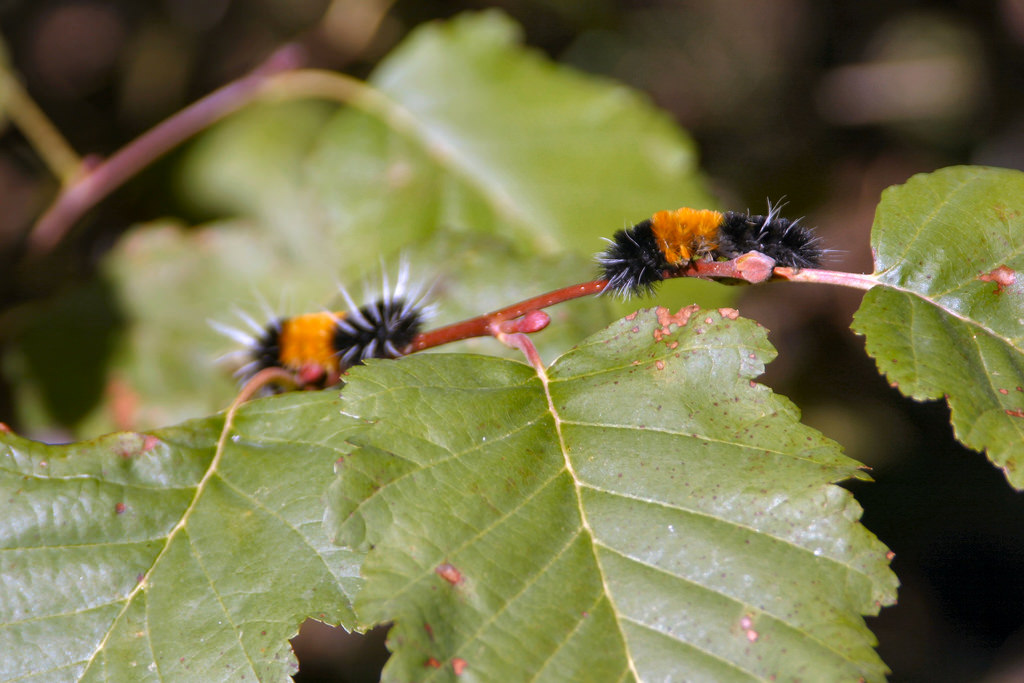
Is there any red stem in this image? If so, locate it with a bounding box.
[500,333,545,371]
[410,280,608,351]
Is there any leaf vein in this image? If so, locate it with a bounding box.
[598,541,872,667]
[560,419,849,469]
[372,463,568,613]
[878,172,974,276]
[339,409,551,543]
[185,526,261,678]
[526,590,612,683]
[584,484,876,585]
[617,613,765,682]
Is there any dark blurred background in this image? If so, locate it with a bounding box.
[2,1,1023,681]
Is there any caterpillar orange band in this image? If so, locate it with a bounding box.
[277,311,348,372]
[650,208,723,265]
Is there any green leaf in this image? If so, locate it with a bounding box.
[0,391,361,682]
[359,10,712,252]
[328,307,897,681]
[174,100,335,223]
[852,166,1024,487]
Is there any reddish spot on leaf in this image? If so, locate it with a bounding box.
[718,307,740,320]
[0,422,11,433]
[979,265,1016,294]
[436,563,463,585]
[655,360,665,370]
[1000,388,1009,395]
[624,311,638,321]
[110,433,160,458]
[425,658,442,669]
[887,551,896,560]
[738,614,758,641]
[115,502,126,514]
[1007,409,1024,418]
[424,622,434,640]
[993,204,1021,223]
[654,305,700,340]
[452,658,467,675]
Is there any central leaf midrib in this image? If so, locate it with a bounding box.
[534,358,642,681]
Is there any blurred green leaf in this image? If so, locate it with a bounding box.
[356,10,712,252]
[852,166,1024,487]
[328,308,897,681]
[174,100,335,224]
[0,391,362,682]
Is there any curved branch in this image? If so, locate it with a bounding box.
[27,45,308,256]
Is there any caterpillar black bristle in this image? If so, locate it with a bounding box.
[596,203,824,297]
[715,206,824,268]
[333,296,426,367]
[213,264,430,387]
[597,218,664,297]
